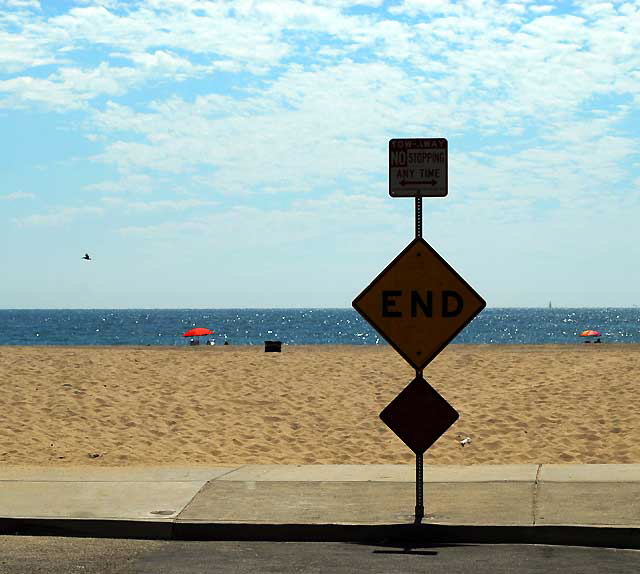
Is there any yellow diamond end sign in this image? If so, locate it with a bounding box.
[352,238,486,370]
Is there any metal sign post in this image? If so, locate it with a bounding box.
[415,450,424,524]
[353,137,486,526]
[415,198,423,524]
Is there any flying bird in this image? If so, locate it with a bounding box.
[82,253,91,261]
[459,437,472,447]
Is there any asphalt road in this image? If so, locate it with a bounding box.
[1,537,639,574]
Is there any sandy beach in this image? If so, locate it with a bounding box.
[0,344,637,466]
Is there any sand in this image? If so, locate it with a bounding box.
[0,344,638,466]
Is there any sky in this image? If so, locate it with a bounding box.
[1,0,639,309]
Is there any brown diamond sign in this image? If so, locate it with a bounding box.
[353,238,485,371]
[380,375,459,454]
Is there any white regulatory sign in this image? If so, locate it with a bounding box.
[389,138,448,197]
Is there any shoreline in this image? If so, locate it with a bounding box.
[1,342,637,349]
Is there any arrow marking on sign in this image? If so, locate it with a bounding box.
[400,180,437,186]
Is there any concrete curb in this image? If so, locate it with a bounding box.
[2,518,639,549]
[0,518,173,540]
[3,466,640,548]
[174,523,640,549]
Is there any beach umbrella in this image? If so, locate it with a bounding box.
[579,330,601,337]
[182,327,214,337]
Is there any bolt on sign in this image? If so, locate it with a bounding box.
[379,374,459,455]
[352,237,486,371]
[389,138,448,197]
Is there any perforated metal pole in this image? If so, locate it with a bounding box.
[415,368,424,524]
[415,196,422,239]
[415,452,424,524]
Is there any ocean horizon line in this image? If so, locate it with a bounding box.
[1,306,639,311]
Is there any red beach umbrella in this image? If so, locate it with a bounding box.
[579,330,601,337]
[182,327,214,337]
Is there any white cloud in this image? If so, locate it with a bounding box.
[41,2,290,71]
[14,206,103,227]
[0,2,294,105]
[0,0,438,103]
[451,131,637,215]
[0,29,58,74]
[390,0,454,16]
[0,64,139,110]
[85,173,155,194]
[116,193,405,251]
[118,50,209,78]
[317,0,384,6]
[2,0,40,8]
[0,191,35,200]
[3,0,634,123]
[582,2,616,17]
[85,18,640,204]
[0,50,220,110]
[528,4,553,13]
[88,61,418,190]
[102,197,218,211]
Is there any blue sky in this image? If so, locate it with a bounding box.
[1,0,639,308]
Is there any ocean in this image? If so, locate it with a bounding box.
[0,308,639,346]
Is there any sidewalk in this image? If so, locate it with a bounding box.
[1,464,639,548]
